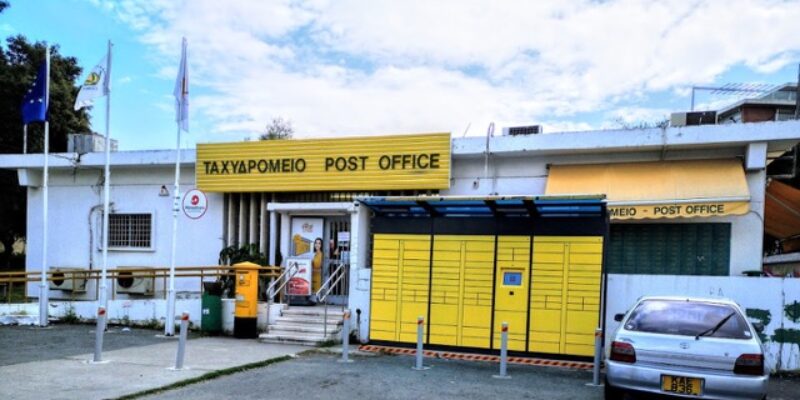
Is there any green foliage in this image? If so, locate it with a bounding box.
[218,243,267,265]
[772,328,800,346]
[0,30,91,268]
[61,305,80,324]
[259,116,293,140]
[785,301,800,324]
[746,308,772,342]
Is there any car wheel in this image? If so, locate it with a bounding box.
[604,379,625,400]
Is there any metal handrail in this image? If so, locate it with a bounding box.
[265,263,299,302]
[315,262,347,303]
[316,262,349,339]
[264,263,301,334]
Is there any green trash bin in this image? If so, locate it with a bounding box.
[201,282,223,334]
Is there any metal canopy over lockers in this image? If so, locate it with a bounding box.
[360,196,609,359]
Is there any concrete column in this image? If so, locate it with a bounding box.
[269,210,277,265]
[279,213,291,266]
[249,193,258,247]
[259,193,268,256]
[238,194,247,246]
[227,193,237,247]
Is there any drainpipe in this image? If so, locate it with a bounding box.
[87,203,113,269]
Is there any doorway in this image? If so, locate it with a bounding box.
[322,216,350,306]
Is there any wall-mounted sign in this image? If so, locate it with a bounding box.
[182,189,208,219]
[196,132,451,192]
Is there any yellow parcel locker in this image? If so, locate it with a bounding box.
[528,236,602,357]
[369,234,431,343]
[493,236,530,351]
[429,235,494,348]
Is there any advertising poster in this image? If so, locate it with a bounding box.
[287,217,324,296]
[285,258,313,296]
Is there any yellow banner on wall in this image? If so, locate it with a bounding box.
[608,201,750,220]
[196,132,451,192]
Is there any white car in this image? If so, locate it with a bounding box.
[605,296,768,399]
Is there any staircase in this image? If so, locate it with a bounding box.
[259,306,345,346]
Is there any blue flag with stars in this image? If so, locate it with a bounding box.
[22,63,48,124]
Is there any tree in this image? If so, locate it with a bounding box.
[259,117,293,140]
[613,117,669,130]
[0,6,91,268]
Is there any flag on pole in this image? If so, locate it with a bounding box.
[74,53,110,110]
[173,37,189,132]
[22,63,48,124]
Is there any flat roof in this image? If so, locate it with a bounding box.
[2,120,800,170]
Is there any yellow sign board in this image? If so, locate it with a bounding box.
[608,201,749,220]
[196,132,451,192]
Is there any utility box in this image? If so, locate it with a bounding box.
[201,282,223,334]
[233,262,260,338]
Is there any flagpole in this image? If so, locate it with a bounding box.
[23,124,27,154]
[39,44,50,327]
[99,40,113,310]
[166,37,187,336]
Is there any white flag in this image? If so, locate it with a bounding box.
[173,37,189,132]
[74,53,110,111]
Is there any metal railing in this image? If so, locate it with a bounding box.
[264,262,300,333]
[315,262,349,338]
[0,265,281,304]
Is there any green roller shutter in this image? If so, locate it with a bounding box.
[607,223,730,276]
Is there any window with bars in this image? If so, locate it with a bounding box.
[108,213,153,249]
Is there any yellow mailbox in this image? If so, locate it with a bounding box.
[233,262,260,338]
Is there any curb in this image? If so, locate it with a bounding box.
[358,345,593,370]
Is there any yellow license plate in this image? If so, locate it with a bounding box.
[661,375,703,396]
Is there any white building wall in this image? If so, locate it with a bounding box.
[25,165,224,299]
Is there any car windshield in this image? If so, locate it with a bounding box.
[624,299,752,339]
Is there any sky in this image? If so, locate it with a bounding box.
[3,0,800,150]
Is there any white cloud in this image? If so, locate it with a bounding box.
[91,0,800,139]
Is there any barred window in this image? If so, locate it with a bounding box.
[108,213,152,249]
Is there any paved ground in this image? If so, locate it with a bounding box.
[144,352,800,400]
[1,325,798,400]
[0,324,195,366]
[0,324,306,400]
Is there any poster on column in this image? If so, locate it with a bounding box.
[286,217,323,296]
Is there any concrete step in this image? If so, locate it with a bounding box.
[267,323,341,334]
[275,315,343,325]
[281,307,346,317]
[259,332,340,346]
[268,326,341,337]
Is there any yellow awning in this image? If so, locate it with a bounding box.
[545,159,750,220]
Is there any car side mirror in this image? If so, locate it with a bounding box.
[614,313,625,322]
[752,322,764,333]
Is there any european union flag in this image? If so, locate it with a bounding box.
[22,63,48,124]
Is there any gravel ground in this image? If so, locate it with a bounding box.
[0,323,194,366]
[143,352,800,400]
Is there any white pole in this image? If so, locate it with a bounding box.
[165,124,181,336]
[166,38,187,336]
[23,124,27,154]
[99,40,113,309]
[38,45,51,327]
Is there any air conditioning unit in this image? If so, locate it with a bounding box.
[502,125,542,136]
[49,268,88,292]
[670,111,717,127]
[115,270,155,295]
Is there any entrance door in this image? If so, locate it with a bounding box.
[322,217,350,306]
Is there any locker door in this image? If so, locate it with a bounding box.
[528,236,602,357]
[369,234,430,343]
[493,236,530,351]
[429,235,494,349]
[564,237,603,356]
